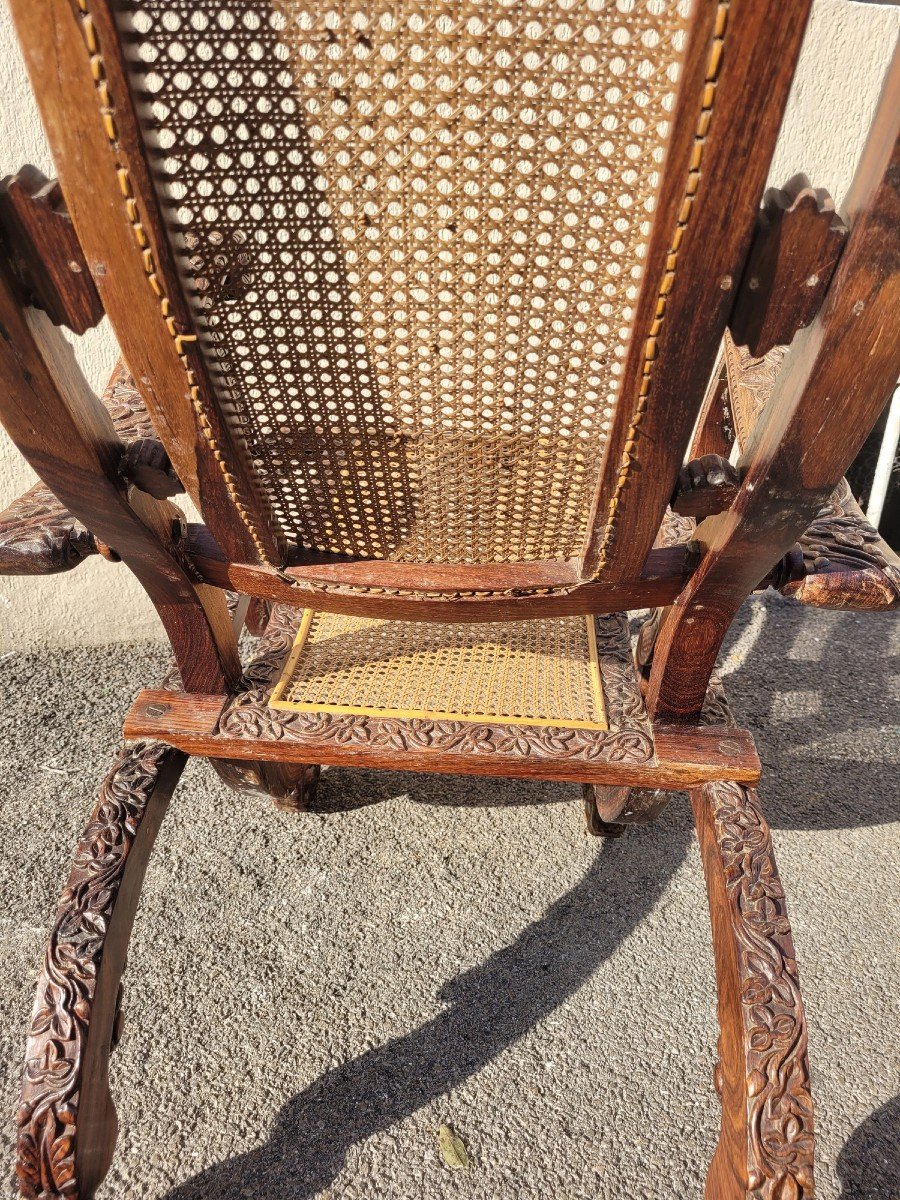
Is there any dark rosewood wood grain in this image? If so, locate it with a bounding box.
[0,262,240,693]
[783,478,900,610]
[582,785,628,838]
[730,174,849,356]
[123,688,760,788]
[0,166,103,334]
[671,455,740,520]
[648,55,900,722]
[0,361,166,574]
[693,781,813,1200]
[183,524,696,621]
[692,362,736,461]
[17,741,186,1200]
[582,0,813,581]
[722,333,900,612]
[0,483,99,576]
[212,759,321,812]
[123,605,759,789]
[119,437,180,499]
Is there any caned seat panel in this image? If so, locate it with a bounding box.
[270,609,608,728]
[114,0,691,563]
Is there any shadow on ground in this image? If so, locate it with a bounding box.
[3,598,895,1197]
[163,817,692,1199]
[837,1095,900,1199]
[158,599,898,1199]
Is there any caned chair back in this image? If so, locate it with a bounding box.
[12,0,812,580]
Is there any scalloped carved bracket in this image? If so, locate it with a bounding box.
[730,173,848,356]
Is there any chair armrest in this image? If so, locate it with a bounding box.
[0,482,99,574]
[779,478,900,610]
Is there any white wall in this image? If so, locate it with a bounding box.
[0,0,897,649]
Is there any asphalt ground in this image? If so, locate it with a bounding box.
[1,593,897,1198]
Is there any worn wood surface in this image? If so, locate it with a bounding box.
[691,362,735,461]
[784,478,900,610]
[0,263,240,694]
[730,174,848,356]
[582,0,813,580]
[0,362,172,575]
[671,455,741,520]
[17,741,186,1200]
[0,165,103,334]
[692,781,814,1199]
[124,688,760,788]
[648,55,900,721]
[0,483,100,576]
[723,334,900,611]
[122,604,758,788]
[184,524,697,621]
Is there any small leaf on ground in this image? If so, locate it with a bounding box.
[438,1123,470,1169]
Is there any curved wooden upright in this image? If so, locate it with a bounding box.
[2,3,898,1198]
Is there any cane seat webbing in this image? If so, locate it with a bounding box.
[115,0,691,562]
[270,609,608,729]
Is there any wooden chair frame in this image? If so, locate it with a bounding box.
[1,2,898,1196]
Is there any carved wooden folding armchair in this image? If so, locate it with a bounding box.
[1,1,898,1196]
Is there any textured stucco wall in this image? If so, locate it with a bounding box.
[0,0,898,649]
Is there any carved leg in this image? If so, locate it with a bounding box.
[17,741,186,1200]
[692,781,814,1200]
[211,759,320,811]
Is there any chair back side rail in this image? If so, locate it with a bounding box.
[8,0,282,568]
[647,46,900,722]
[579,0,812,581]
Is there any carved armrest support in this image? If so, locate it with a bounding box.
[0,483,101,575]
[776,478,900,610]
[0,362,180,574]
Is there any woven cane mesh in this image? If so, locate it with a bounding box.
[116,0,690,562]
[270,610,607,728]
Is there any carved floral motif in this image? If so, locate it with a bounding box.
[16,742,179,1200]
[799,478,893,572]
[214,604,656,766]
[723,333,787,449]
[705,780,814,1200]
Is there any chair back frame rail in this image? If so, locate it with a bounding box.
[8,0,811,593]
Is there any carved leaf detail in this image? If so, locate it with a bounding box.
[216,606,656,768]
[705,781,814,1200]
[16,742,177,1200]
